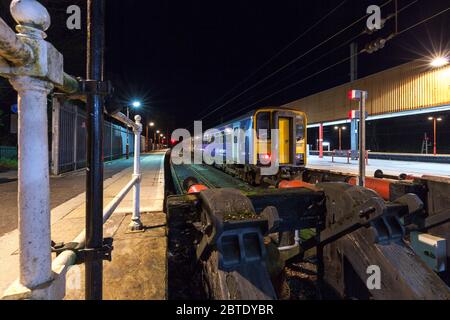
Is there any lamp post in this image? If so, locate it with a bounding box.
[334,126,347,151]
[428,56,448,156]
[428,116,443,156]
[146,122,155,152]
[156,130,160,149]
[126,100,141,159]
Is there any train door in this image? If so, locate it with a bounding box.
[233,123,240,164]
[278,117,292,164]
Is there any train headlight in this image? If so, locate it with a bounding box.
[258,153,272,166]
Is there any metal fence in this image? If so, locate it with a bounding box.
[0,146,17,160]
[52,97,136,175]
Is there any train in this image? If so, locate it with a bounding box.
[196,107,308,185]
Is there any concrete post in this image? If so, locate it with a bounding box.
[10,76,54,289]
[130,115,143,231]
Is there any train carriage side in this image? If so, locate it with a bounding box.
[205,108,307,185]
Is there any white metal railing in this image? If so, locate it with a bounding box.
[0,0,143,300]
[51,129,142,299]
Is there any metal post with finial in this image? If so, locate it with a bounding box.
[130,115,143,231]
[0,0,67,299]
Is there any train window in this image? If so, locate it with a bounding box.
[296,116,305,142]
[256,112,271,140]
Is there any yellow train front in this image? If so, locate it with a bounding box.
[208,107,307,185]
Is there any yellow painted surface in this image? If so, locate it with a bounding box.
[253,109,308,166]
[279,118,290,164]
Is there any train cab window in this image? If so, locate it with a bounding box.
[296,116,305,142]
[256,112,271,140]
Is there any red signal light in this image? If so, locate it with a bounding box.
[348,90,360,101]
[348,89,367,101]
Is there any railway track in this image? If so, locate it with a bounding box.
[171,163,256,194]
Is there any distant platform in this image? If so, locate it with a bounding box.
[307,155,450,178]
[309,151,450,164]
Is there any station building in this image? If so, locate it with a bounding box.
[282,60,450,155]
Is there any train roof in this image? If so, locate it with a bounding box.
[206,107,305,131]
[206,110,256,131]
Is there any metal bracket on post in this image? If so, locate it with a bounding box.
[51,238,114,265]
[78,79,113,97]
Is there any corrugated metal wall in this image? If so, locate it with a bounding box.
[282,60,450,124]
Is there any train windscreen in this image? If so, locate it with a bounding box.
[256,112,271,140]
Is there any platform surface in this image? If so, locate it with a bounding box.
[0,152,167,300]
[307,155,450,178]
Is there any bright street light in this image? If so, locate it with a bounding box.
[430,56,449,68]
[149,122,155,127]
[132,101,142,108]
[125,100,142,159]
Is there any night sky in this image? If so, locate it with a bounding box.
[0,0,449,150]
[104,0,450,130]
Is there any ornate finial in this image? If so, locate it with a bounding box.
[134,115,143,133]
[10,0,51,33]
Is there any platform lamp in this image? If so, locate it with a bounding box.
[125,100,141,159]
[430,56,449,68]
[334,126,347,151]
[429,56,449,156]
[428,116,443,156]
[156,130,161,149]
[147,122,155,152]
